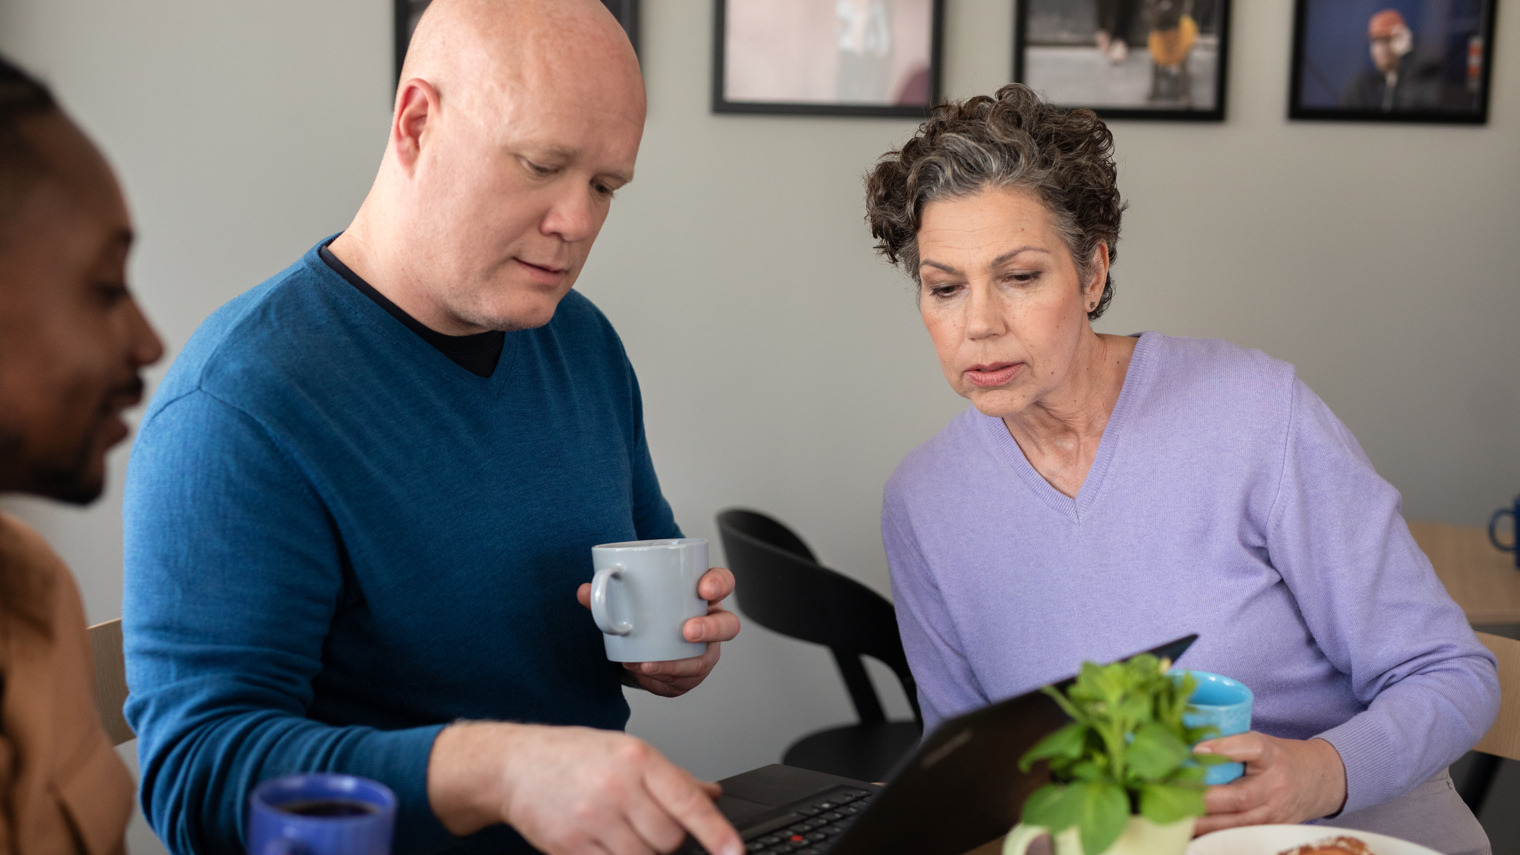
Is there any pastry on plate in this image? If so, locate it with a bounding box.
[1278,836,1374,855]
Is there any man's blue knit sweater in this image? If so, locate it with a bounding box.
[123,243,680,855]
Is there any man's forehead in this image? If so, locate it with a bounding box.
[20,117,125,207]
[490,89,643,176]
[2,125,131,275]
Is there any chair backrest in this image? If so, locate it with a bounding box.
[716,508,922,727]
[1474,630,1519,761]
[86,618,134,746]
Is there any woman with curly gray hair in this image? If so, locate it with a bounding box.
[868,84,1494,855]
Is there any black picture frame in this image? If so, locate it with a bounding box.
[1288,0,1495,123]
[394,0,640,82]
[712,0,944,119]
[1012,0,1232,121]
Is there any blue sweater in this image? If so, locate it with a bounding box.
[123,243,680,855]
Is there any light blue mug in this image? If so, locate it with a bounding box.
[1173,670,1253,785]
[247,773,396,855]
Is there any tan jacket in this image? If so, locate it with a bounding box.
[0,513,132,855]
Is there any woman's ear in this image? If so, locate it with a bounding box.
[1086,242,1111,306]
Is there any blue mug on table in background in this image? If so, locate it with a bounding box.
[248,773,397,855]
[1489,495,1519,568]
[1171,670,1254,785]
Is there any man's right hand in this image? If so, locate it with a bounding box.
[427,721,743,855]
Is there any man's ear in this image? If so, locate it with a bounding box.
[392,77,440,174]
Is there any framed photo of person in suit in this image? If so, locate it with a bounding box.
[1288,0,1496,123]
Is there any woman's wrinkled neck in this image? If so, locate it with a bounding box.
[1003,331,1137,496]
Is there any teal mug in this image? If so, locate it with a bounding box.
[1172,670,1253,785]
[1489,496,1519,568]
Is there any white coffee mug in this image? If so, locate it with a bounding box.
[590,538,708,662]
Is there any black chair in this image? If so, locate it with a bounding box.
[716,508,923,782]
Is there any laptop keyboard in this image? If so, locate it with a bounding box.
[684,786,876,855]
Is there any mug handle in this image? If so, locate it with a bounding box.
[1489,507,1517,552]
[1002,823,1050,855]
[590,566,633,636]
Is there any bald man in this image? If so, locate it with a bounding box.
[122,3,742,855]
[1340,8,1444,111]
[0,55,162,855]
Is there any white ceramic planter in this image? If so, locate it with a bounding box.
[1003,815,1195,855]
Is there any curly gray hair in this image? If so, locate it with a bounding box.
[864,83,1126,320]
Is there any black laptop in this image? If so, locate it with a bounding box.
[681,634,1197,855]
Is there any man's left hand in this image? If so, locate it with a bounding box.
[1192,733,1348,835]
[577,566,741,697]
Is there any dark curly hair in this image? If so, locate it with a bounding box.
[864,83,1125,320]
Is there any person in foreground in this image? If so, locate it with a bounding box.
[865,83,1497,855]
[0,55,164,853]
[122,3,741,855]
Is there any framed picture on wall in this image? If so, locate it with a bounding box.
[712,0,944,118]
[1288,0,1495,123]
[1013,0,1232,121]
[394,0,640,81]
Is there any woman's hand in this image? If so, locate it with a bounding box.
[1192,733,1348,835]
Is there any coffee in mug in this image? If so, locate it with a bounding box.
[277,800,383,818]
[590,538,708,662]
[248,773,396,855]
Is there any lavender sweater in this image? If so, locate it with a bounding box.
[882,333,1498,819]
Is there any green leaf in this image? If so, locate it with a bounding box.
[1020,784,1073,827]
[1184,723,1221,744]
[1074,781,1130,855]
[1125,722,1191,780]
[1021,783,1088,832]
[1165,764,1207,786]
[1087,664,1127,704]
[1137,782,1207,824]
[1113,694,1151,724]
[1019,722,1087,772]
[1042,685,1090,725]
[1066,759,1106,782]
[1127,654,1161,678]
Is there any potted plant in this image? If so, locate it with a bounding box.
[1003,653,1223,855]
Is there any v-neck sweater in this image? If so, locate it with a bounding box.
[122,241,679,855]
[882,332,1498,820]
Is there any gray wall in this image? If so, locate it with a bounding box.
[2,1,1517,851]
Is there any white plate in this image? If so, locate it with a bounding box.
[1186,824,1441,855]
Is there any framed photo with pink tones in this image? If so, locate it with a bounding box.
[713,0,944,118]
[1288,0,1495,123]
[395,0,640,81]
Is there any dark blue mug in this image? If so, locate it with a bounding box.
[1490,495,1519,568]
[248,774,397,855]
